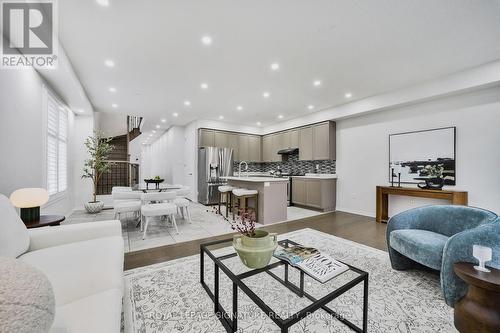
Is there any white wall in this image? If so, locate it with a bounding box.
[141,126,185,185]
[72,115,94,209]
[94,112,127,137]
[336,86,500,217]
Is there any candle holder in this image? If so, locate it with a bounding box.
[473,245,492,273]
[397,173,401,187]
[390,168,396,187]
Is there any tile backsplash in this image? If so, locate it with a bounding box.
[233,153,335,174]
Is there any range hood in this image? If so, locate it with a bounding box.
[277,147,299,155]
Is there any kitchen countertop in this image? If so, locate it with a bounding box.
[221,176,289,182]
[291,173,338,180]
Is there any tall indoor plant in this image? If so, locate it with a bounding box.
[82,131,114,213]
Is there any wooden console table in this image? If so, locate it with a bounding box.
[376,186,468,223]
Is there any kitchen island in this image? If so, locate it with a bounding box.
[221,176,288,225]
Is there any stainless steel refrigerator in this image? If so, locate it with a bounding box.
[197,147,233,205]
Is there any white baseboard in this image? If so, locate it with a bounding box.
[336,206,375,218]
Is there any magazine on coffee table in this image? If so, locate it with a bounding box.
[274,245,349,283]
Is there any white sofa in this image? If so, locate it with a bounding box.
[0,194,124,332]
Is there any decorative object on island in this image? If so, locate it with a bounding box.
[144,177,164,190]
[473,245,492,273]
[453,262,500,333]
[9,188,49,223]
[231,209,277,268]
[389,126,456,185]
[82,130,114,213]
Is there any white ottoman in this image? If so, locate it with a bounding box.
[173,198,192,223]
[113,200,141,221]
[141,203,178,239]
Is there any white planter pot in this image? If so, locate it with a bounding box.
[84,201,104,214]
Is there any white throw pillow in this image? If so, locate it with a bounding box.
[0,194,30,257]
[0,257,56,333]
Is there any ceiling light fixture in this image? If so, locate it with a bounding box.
[96,0,110,6]
[108,87,116,93]
[184,100,191,106]
[345,92,352,98]
[155,125,160,129]
[270,62,280,71]
[104,59,115,67]
[152,130,156,133]
[256,121,261,126]
[218,115,224,120]
[307,105,315,110]
[201,35,212,46]
[161,118,166,123]
[172,112,179,117]
[236,106,243,111]
[313,80,322,87]
[278,115,284,119]
[111,103,118,108]
[262,92,270,98]
[200,83,208,90]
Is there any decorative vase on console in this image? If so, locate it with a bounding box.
[417,165,445,190]
[231,209,277,269]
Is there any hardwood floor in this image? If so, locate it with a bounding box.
[124,211,387,270]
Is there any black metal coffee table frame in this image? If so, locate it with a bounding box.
[200,238,369,333]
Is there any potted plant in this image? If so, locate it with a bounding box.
[231,209,278,269]
[82,131,114,213]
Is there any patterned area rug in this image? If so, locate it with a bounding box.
[123,228,456,333]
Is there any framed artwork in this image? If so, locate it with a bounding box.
[389,127,456,185]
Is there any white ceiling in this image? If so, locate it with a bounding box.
[59,0,500,135]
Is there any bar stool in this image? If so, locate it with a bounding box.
[218,186,234,218]
[232,188,259,222]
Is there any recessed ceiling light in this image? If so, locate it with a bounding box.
[270,62,280,71]
[345,92,352,98]
[96,0,110,6]
[201,35,212,46]
[200,83,208,90]
[236,106,243,111]
[155,125,160,129]
[111,103,118,108]
[104,59,115,67]
[148,134,153,137]
[313,80,322,87]
[278,115,284,119]
[184,100,191,106]
[218,115,224,120]
[172,112,179,117]
[161,118,166,123]
[307,105,315,110]
[108,87,116,93]
[256,121,262,126]
[152,130,156,133]
[262,92,270,98]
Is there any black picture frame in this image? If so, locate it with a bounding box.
[389,126,456,185]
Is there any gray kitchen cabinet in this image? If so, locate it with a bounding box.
[289,129,299,148]
[292,177,337,211]
[227,133,239,160]
[291,178,306,205]
[312,122,336,160]
[214,131,229,148]
[298,126,313,160]
[305,179,322,208]
[248,135,261,162]
[238,134,249,161]
[262,135,272,162]
[198,129,215,147]
[272,133,284,161]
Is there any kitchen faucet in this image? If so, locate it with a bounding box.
[238,161,249,177]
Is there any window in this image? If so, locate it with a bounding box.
[46,91,68,196]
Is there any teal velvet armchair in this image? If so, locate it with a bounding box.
[386,205,498,307]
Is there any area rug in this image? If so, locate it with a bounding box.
[123,228,456,332]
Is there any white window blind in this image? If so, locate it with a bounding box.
[47,91,68,195]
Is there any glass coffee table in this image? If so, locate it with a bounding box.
[200,238,369,333]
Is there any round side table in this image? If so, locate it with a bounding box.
[453,262,500,333]
[24,215,65,229]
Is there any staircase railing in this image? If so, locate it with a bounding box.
[96,160,140,195]
[127,115,143,132]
